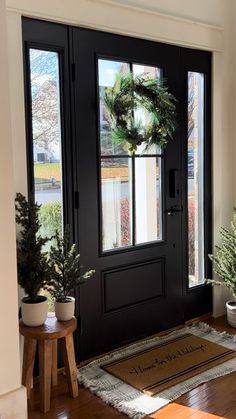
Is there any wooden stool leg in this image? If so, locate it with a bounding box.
[22,337,37,399]
[51,340,58,386]
[39,339,53,413]
[62,334,78,398]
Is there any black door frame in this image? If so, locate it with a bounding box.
[181,48,212,320]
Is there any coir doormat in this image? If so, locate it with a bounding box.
[78,324,236,418]
[102,333,236,396]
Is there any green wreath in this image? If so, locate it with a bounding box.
[103,72,177,154]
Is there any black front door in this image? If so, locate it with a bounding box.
[22,19,212,362]
[72,29,185,359]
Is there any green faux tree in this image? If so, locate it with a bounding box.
[208,208,236,297]
[15,192,52,302]
[48,227,95,302]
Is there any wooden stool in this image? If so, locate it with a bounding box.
[19,316,78,413]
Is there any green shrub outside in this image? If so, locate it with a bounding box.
[39,201,62,241]
[39,200,62,311]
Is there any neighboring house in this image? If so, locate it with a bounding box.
[33,144,60,163]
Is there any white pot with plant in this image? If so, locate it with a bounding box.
[49,228,95,321]
[15,193,52,327]
[208,209,236,327]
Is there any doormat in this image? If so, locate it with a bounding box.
[78,323,236,418]
[102,333,235,395]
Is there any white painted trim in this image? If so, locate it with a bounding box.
[6,11,27,197]
[6,0,223,51]
[0,386,27,419]
[91,0,224,32]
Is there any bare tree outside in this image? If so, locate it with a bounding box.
[30,49,61,160]
[29,49,63,247]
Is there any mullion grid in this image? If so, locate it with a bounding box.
[100,61,162,251]
[101,155,161,248]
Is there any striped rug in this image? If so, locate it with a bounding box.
[78,323,236,418]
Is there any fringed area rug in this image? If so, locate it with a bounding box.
[77,323,236,418]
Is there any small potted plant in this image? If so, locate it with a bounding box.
[15,193,52,327]
[208,208,236,327]
[49,227,95,321]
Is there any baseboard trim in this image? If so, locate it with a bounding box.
[0,386,27,419]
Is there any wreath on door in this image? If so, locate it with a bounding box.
[103,72,177,154]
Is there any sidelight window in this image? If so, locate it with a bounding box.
[28,49,63,242]
[188,71,205,287]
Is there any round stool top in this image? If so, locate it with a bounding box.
[19,316,77,340]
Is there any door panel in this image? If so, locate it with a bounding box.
[71,28,184,359]
[103,258,165,312]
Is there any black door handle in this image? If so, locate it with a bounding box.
[166,205,183,216]
[169,169,180,198]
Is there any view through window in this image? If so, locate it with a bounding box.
[188,71,205,287]
[98,59,162,251]
[29,48,64,310]
[29,49,63,241]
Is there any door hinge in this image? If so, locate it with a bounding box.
[74,191,79,209]
[71,62,76,82]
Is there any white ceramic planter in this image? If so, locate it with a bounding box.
[55,297,75,321]
[226,300,236,328]
[21,296,48,327]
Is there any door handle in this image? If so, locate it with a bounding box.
[166,205,183,216]
[169,169,180,198]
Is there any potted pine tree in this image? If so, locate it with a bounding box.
[15,193,52,327]
[48,228,95,321]
[208,208,236,327]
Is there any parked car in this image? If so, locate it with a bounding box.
[188,149,194,178]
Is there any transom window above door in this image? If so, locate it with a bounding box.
[98,59,163,252]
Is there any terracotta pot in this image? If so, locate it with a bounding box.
[226,300,236,328]
[55,297,75,321]
[21,295,48,327]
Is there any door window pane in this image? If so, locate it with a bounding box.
[98,58,163,251]
[135,157,162,244]
[29,49,63,242]
[98,59,129,156]
[133,64,161,156]
[188,72,205,287]
[133,64,161,78]
[101,158,132,250]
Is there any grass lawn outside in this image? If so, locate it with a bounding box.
[35,162,130,182]
[34,162,160,183]
[34,163,61,181]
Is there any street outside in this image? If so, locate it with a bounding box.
[35,178,195,205]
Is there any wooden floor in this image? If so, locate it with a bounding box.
[28,316,236,419]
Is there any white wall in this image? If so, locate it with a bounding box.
[6,0,223,50]
[233,1,236,207]
[0,0,22,398]
[114,0,225,26]
[4,0,235,317]
[212,0,235,316]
